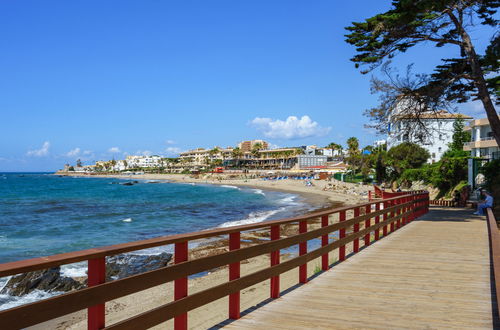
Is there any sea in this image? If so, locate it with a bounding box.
[0,172,312,310]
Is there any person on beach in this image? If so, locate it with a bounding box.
[473,190,494,216]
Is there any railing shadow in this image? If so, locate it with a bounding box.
[413,207,478,223]
[208,249,364,329]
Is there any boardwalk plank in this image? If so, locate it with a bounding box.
[224,208,494,329]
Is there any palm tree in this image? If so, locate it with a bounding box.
[231,147,243,168]
[346,137,360,156]
[326,143,342,158]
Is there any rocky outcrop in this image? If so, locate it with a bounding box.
[0,267,84,296]
[0,252,173,297]
[106,252,172,280]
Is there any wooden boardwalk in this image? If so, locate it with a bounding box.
[223,207,496,329]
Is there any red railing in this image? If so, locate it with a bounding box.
[486,207,500,321]
[429,199,455,207]
[0,191,429,330]
[368,185,410,201]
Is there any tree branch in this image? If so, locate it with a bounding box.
[408,34,462,45]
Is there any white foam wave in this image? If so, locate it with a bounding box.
[278,195,298,205]
[129,245,173,256]
[0,276,11,292]
[0,290,61,311]
[218,208,285,228]
[122,218,133,223]
[252,189,265,196]
[60,262,87,278]
[220,185,240,190]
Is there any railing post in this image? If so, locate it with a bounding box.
[396,198,402,229]
[390,199,396,233]
[374,202,380,241]
[383,201,388,237]
[88,257,105,330]
[401,196,407,226]
[321,214,329,270]
[174,242,188,330]
[270,224,280,298]
[229,232,240,319]
[299,220,308,283]
[339,210,346,261]
[364,204,371,247]
[353,207,360,253]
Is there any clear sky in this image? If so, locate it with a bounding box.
[0,1,494,171]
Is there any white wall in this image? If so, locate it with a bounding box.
[387,118,455,162]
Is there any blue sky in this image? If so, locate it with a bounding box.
[0,1,494,171]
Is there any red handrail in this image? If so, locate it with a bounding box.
[0,191,430,330]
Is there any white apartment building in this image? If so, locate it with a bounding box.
[387,110,472,163]
[463,116,500,189]
[463,117,500,159]
[126,155,162,168]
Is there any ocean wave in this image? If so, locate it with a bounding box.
[220,185,240,190]
[252,189,265,196]
[129,245,173,256]
[218,208,285,228]
[0,276,11,292]
[0,290,61,311]
[278,195,298,205]
[60,262,87,278]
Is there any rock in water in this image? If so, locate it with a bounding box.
[106,252,172,280]
[0,267,84,296]
[0,252,172,297]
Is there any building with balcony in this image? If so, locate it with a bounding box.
[464,116,500,189]
[238,140,269,152]
[463,117,500,159]
[179,147,233,168]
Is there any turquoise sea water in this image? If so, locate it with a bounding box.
[0,173,308,263]
[0,172,309,309]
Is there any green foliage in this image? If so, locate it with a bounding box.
[400,156,468,193]
[345,0,500,143]
[448,116,471,152]
[387,142,430,175]
[480,159,500,192]
[346,137,359,153]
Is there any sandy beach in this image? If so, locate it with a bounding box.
[56,172,370,207]
[28,172,370,329]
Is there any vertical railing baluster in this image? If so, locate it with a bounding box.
[270,224,280,298]
[364,204,371,247]
[383,201,388,237]
[396,198,402,229]
[321,214,329,270]
[174,242,188,330]
[339,210,346,261]
[229,232,240,319]
[402,196,407,226]
[390,199,396,233]
[88,257,105,330]
[374,202,380,241]
[299,220,308,283]
[353,207,360,253]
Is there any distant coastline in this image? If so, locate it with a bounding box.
[54,171,369,208]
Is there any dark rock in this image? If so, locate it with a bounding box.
[0,252,172,297]
[0,267,84,296]
[106,252,172,280]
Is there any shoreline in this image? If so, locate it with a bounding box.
[19,172,370,329]
[55,172,368,209]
